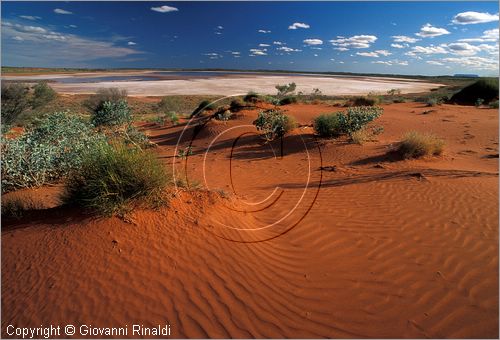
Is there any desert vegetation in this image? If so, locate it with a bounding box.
[253,109,297,141]
[397,131,445,159]
[314,106,383,139]
[450,78,499,105]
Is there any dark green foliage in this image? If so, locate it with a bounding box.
[1,112,105,193]
[191,100,216,117]
[31,82,56,109]
[229,99,245,112]
[450,78,499,105]
[253,109,296,141]
[91,100,132,127]
[279,96,298,105]
[314,106,383,138]
[83,87,128,113]
[63,143,169,215]
[243,91,260,103]
[1,83,30,128]
[352,96,378,106]
[314,113,345,137]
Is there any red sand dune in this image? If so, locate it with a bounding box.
[2,102,498,338]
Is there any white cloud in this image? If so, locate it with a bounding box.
[203,52,222,59]
[443,42,481,56]
[416,23,450,38]
[54,8,72,15]
[259,43,270,47]
[391,43,408,48]
[405,45,448,57]
[288,22,310,30]
[273,41,284,45]
[372,61,392,65]
[357,52,379,57]
[330,35,377,49]
[314,54,318,57]
[250,48,267,56]
[19,15,41,21]
[2,21,142,64]
[334,47,349,51]
[303,38,323,45]
[311,47,322,50]
[392,35,420,43]
[372,59,408,66]
[426,60,444,66]
[258,29,271,33]
[452,11,499,25]
[127,41,136,46]
[442,56,498,70]
[458,28,499,42]
[151,5,178,13]
[277,46,302,53]
[356,50,391,57]
[217,25,223,30]
[68,25,78,28]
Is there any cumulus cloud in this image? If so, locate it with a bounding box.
[443,42,481,56]
[334,47,349,51]
[458,28,499,43]
[330,35,377,49]
[452,11,499,25]
[19,15,41,21]
[405,45,448,57]
[273,41,284,45]
[372,60,408,66]
[127,41,136,46]
[2,21,142,66]
[203,52,222,59]
[416,23,450,38]
[356,50,391,57]
[249,48,267,56]
[426,60,444,66]
[277,46,302,53]
[442,56,498,70]
[288,22,310,30]
[259,43,270,47]
[54,8,72,15]
[391,43,408,48]
[303,38,323,45]
[392,35,420,43]
[151,5,178,13]
[258,29,271,33]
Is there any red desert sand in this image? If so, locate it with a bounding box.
[2,102,498,338]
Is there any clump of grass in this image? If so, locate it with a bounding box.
[191,100,216,117]
[243,91,260,103]
[1,197,42,220]
[397,131,444,159]
[350,129,369,145]
[352,96,378,107]
[63,142,169,215]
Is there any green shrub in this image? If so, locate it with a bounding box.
[253,109,296,141]
[63,142,169,215]
[191,100,215,117]
[31,82,56,109]
[229,99,245,112]
[244,91,260,103]
[475,98,485,107]
[353,96,378,106]
[83,87,127,113]
[1,112,105,193]
[397,131,444,159]
[314,113,344,137]
[426,98,438,107]
[450,78,499,105]
[489,100,499,109]
[279,96,298,105]
[275,82,296,97]
[314,106,383,137]
[1,83,30,129]
[215,107,233,121]
[91,100,132,127]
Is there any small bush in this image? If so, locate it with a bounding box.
[475,98,485,107]
[63,143,169,215]
[1,83,30,129]
[191,100,215,117]
[91,100,132,127]
[353,96,378,106]
[243,91,260,103]
[1,112,105,193]
[314,113,344,137]
[450,78,499,105]
[275,82,296,97]
[253,109,296,141]
[426,98,438,107]
[215,108,233,121]
[229,99,245,112]
[314,106,383,138]
[397,131,444,159]
[489,100,499,109]
[83,88,127,113]
[279,96,298,105]
[31,82,56,109]
[350,129,369,145]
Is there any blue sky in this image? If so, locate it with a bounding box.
[2,1,499,75]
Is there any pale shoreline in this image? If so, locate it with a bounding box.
[2,72,443,96]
